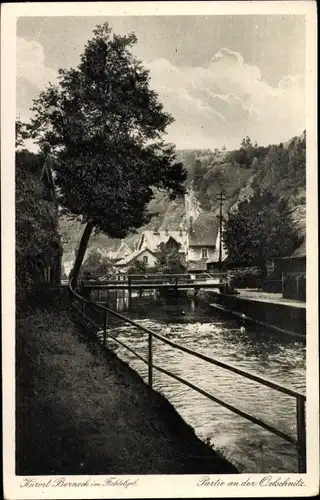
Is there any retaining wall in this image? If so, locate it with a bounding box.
[203,291,306,337]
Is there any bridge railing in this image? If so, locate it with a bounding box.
[78,272,228,287]
[69,281,306,473]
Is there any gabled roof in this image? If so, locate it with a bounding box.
[124,233,141,252]
[136,230,188,253]
[113,241,133,261]
[114,247,157,267]
[188,213,219,247]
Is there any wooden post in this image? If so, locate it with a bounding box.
[128,275,132,308]
[296,276,300,301]
[103,310,108,346]
[296,397,306,473]
[217,191,226,268]
[148,332,153,388]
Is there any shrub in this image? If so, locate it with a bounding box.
[227,268,261,289]
[16,149,61,305]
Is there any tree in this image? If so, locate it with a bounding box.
[287,131,306,187]
[81,250,113,277]
[226,147,250,167]
[241,136,252,149]
[223,189,299,279]
[27,23,187,288]
[127,260,148,275]
[16,119,29,149]
[157,237,186,274]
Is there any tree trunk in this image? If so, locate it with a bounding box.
[69,220,94,289]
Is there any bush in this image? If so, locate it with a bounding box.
[16,149,61,305]
[228,268,261,289]
[81,251,113,277]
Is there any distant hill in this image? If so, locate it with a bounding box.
[59,131,306,275]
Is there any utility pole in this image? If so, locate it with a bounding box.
[217,191,226,267]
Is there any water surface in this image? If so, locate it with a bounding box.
[91,291,306,473]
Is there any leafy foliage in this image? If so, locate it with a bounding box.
[81,250,113,277]
[226,137,269,168]
[16,149,61,302]
[127,260,149,275]
[27,23,187,239]
[26,23,187,285]
[251,131,306,203]
[16,119,30,149]
[223,190,299,277]
[156,237,186,274]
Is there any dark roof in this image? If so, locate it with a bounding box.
[291,240,306,258]
[188,213,219,247]
[275,240,306,260]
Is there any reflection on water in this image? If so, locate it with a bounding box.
[92,289,306,473]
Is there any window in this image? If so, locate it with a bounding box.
[143,255,148,264]
[201,248,208,259]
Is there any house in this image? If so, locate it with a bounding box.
[135,229,189,256]
[206,225,228,272]
[273,241,306,301]
[112,241,134,263]
[186,213,225,274]
[108,214,228,274]
[187,213,219,262]
[114,248,158,273]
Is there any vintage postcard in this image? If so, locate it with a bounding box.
[1,1,318,498]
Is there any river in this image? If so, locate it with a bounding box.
[91,290,306,473]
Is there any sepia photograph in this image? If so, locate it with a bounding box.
[2,1,318,498]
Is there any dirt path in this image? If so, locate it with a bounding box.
[16,306,237,475]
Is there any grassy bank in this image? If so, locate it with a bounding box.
[16,304,238,475]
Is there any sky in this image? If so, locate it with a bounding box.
[17,15,306,150]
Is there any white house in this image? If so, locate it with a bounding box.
[186,213,219,262]
[114,248,158,273]
[112,241,134,262]
[135,229,189,255]
[109,213,227,273]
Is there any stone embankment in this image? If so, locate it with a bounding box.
[16,305,237,475]
[196,289,305,338]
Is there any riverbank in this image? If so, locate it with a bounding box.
[16,305,238,475]
[196,289,305,338]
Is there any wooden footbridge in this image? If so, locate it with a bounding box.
[77,272,227,291]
